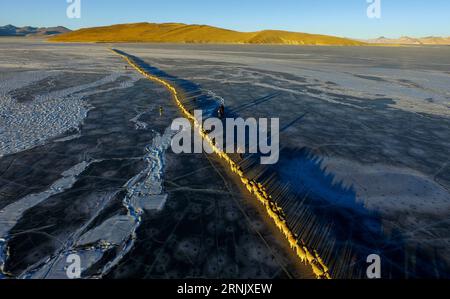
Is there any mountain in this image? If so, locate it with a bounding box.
[49,22,365,46]
[0,25,71,37]
[365,36,450,45]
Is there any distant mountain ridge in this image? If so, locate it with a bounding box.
[0,25,71,37]
[49,22,365,46]
[365,36,450,45]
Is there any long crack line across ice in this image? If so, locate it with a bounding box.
[111,48,331,279]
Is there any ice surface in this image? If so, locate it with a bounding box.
[12,124,176,278]
[0,161,91,237]
[0,161,91,277]
[1,40,449,278]
[125,126,175,213]
[117,43,450,277]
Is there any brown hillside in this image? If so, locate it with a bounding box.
[50,22,365,46]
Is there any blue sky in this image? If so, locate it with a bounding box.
[1,0,449,39]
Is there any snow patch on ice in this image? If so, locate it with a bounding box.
[0,72,141,158]
[125,126,176,213]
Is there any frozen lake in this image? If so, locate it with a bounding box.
[1,39,449,278]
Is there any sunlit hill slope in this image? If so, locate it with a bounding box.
[50,22,365,46]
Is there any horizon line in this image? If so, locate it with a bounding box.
[2,22,450,40]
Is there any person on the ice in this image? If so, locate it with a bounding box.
[218,104,225,119]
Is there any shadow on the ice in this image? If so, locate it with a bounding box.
[114,49,221,118]
[229,92,281,114]
[240,146,449,278]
